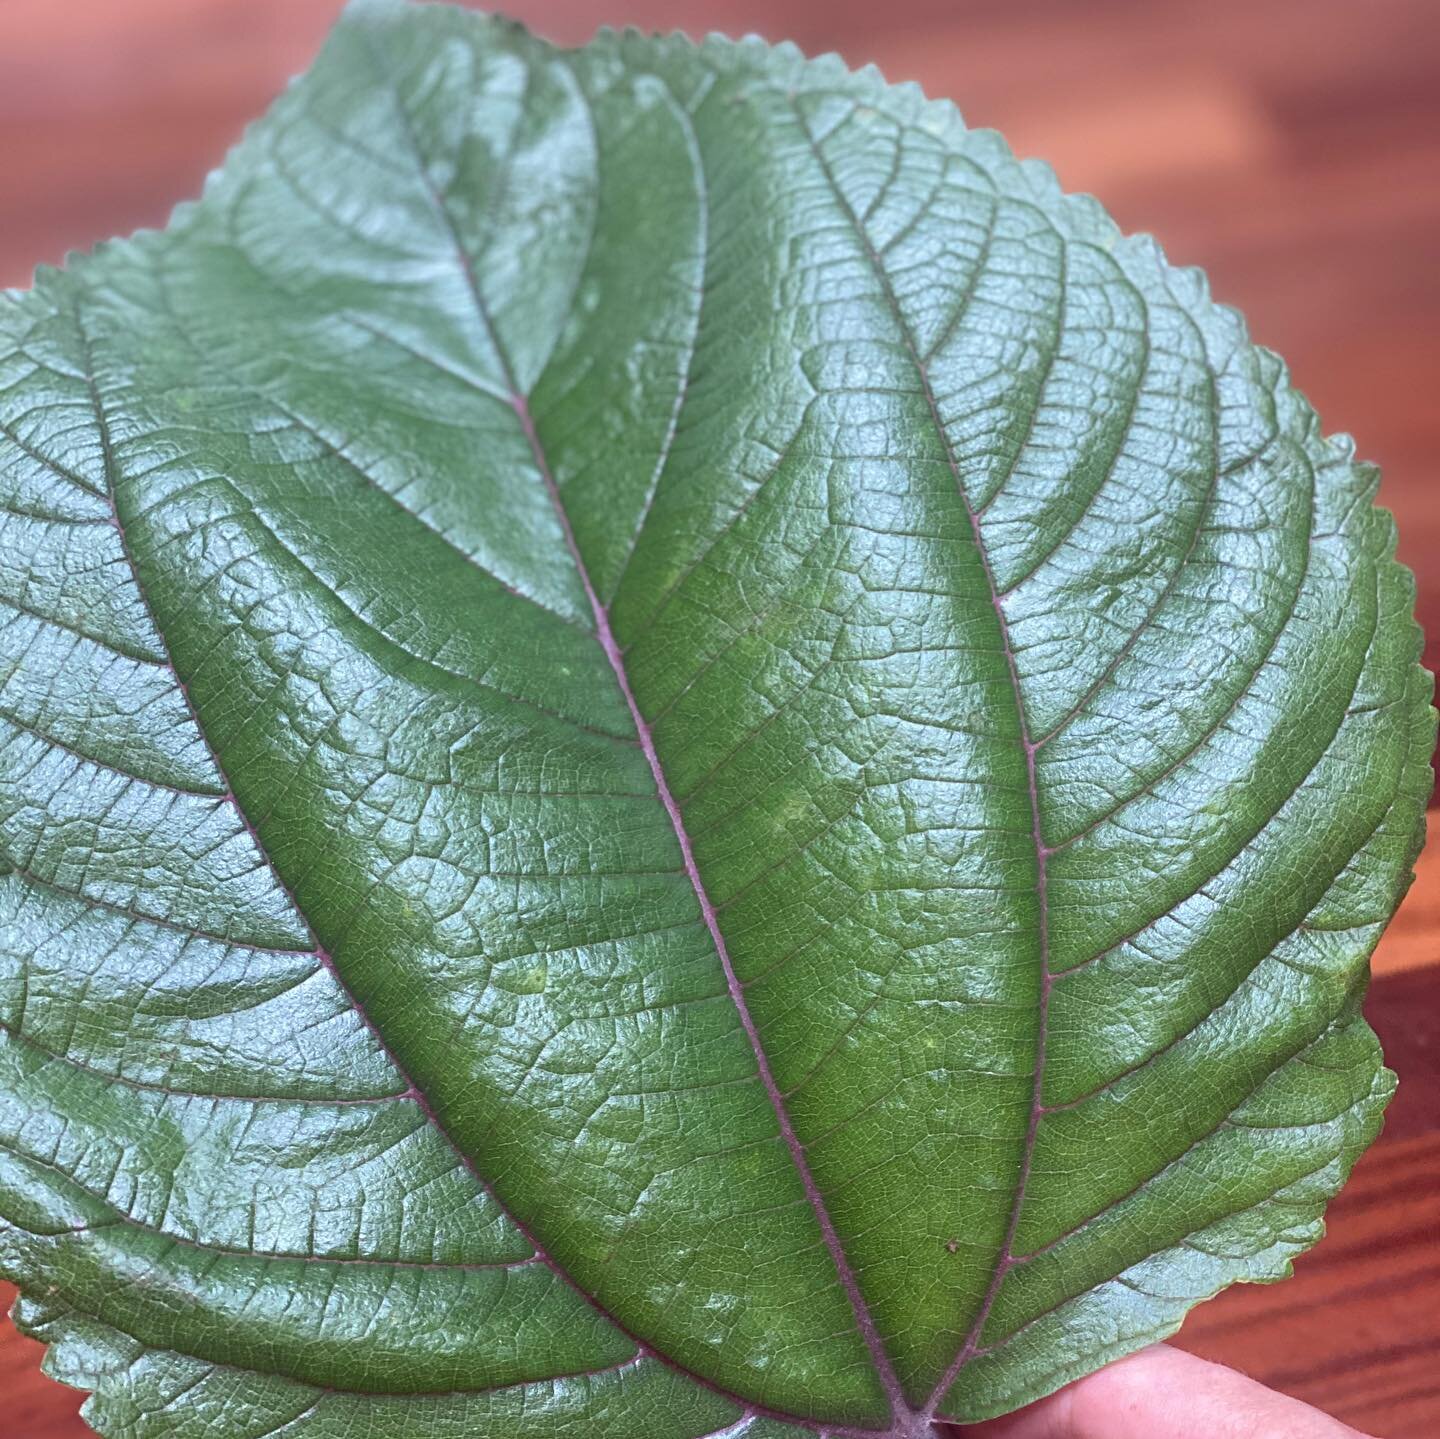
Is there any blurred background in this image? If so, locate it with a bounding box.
[2,1,1437,1436]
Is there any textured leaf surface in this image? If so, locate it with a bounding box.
[0,3,1431,1435]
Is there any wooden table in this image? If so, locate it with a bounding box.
[3,1,1436,1435]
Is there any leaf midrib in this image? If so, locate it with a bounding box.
[369,29,913,1419]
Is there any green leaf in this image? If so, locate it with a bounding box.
[0,2,1431,1434]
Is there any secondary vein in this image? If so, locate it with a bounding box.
[788,99,1054,1423]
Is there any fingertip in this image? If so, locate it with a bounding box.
[944,1345,1373,1439]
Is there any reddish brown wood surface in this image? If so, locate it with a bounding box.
[1,1,1436,1436]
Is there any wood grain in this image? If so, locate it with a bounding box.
[1,0,1436,1435]
[1176,1128,1440,1439]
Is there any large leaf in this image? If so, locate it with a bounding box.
[0,3,1431,1435]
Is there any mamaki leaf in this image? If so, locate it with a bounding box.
[0,3,1432,1435]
